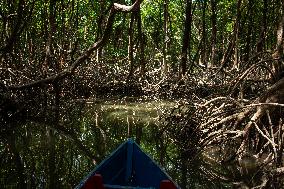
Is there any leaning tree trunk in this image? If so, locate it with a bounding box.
[219,0,242,71]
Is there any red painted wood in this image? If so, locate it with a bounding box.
[160,180,176,189]
[82,174,105,189]
[94,174,105,189]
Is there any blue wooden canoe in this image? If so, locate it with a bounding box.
[75,139,180,189]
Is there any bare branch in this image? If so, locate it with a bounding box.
[114,0,143,12]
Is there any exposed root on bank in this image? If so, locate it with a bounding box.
[161,57,284,187]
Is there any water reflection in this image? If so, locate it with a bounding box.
[0,98,261,188]
[79,98,239,188]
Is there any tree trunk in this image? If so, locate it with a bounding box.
[180,0,192,78]
[274,9,284,58]
[46,1,58,188]
[210,0,217,66]
[233,0,242,69]
[0,0,25,53]
[272,1,284,77]
[137,7,146,77]
[256,0,267,52]
[127,11,135,80]
[96,0,105,63]
[243,0,253,62]
[219,0,242,70]
[162,0,169,78]
[200,1,207,67]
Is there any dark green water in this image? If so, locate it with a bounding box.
[76,98,259,189]
[0,98,260,189]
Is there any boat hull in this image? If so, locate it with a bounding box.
[75,139,179,189]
